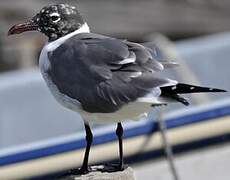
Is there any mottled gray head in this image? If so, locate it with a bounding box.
[33,4,85,41]
[8,4,86,41]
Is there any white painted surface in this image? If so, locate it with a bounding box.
[134,143,230,180]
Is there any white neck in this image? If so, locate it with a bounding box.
[46,23,90,51]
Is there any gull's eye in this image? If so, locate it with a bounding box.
[50,13,61,23]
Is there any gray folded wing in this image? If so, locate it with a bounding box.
[47,33,173,113]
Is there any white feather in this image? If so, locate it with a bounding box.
[46,23,90,52]
[118,52,136,64]
[160,79,178,87]
[130,72,142,78]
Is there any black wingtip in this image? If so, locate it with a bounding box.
[211,88,227,92]
[205,87,227,93]
[161,83,227,94]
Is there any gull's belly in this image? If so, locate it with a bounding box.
[77,102,151,123]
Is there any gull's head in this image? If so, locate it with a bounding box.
[8,4,89,41]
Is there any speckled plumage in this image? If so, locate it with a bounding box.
[33,4,84,41]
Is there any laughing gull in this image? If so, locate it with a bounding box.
[8,4,226,174]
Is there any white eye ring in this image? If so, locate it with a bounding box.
[50,12,61,23]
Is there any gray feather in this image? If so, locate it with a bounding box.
[47,33,171,113]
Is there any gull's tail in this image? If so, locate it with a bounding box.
[160,83,227,106]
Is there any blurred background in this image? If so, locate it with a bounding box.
[2,0,230,71]
[0,0,230,179]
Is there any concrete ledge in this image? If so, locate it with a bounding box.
[59,167,136,180]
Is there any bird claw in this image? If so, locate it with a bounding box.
[95,163,128,173]
[57,166,92,178]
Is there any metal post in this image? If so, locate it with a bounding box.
[156,107,180,180]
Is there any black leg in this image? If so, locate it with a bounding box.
[116,122,124,171]
[95,122,127,173]
[56,122,93,177]
[79,122,93,174]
